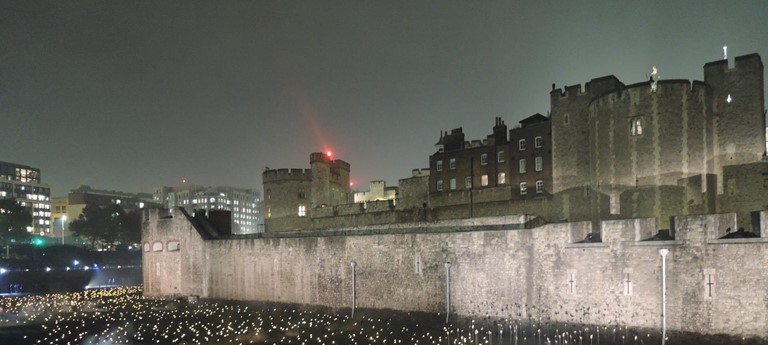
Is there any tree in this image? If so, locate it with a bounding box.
[0,197,33,244]
[117,209,142,246]
[69,203,143,249]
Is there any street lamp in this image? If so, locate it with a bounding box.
[61,214,67,245]
[659,248,669,345]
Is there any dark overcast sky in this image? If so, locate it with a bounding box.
[2,0,767,197]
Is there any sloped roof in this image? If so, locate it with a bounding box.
[519,113,549,128]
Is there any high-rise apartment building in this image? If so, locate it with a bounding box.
[0,161,51,235]
[153,185,263,234]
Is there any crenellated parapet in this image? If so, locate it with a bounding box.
[589,79,710,109]
[262,168,312,182]
[331,159,351,172]
[703,53,763,72]
[550,75,625,101]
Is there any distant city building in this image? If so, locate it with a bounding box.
[153,185,263,234]
[50,196,69,242]
[0,161,51,235]
[353,181,398,204]
[52,185,161,243]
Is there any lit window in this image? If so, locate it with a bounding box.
[436,160,443,171]
[498,172,506,185]
[520,182,527,195]
[497,151,505,163]
[465,176,472,188]
[535,136,543,148]
[481,175,488,186]
[437,180,443,192]
[298,205,306,217]
[450,178,456,190]
[116,199,121,205]
[519,159,527,173]
[535,157,543,172]
[519,139,526,151]
[536,180,544,194]
[449,158,456,170]
[630,116,643,136]
[480,154,488,165]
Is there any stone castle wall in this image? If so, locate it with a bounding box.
[144,208,768,339]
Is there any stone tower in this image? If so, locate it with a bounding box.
[703,54,765,193]
[310,152,351,209]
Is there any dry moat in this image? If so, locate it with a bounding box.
[0,286,763,345]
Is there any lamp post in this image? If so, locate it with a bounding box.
[659,248,669,345]
[445,261,452,323]
[61,214,67,245]
[350,261,356,318]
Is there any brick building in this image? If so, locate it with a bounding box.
[429,115,552,208]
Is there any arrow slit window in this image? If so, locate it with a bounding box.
[630,116,644,136]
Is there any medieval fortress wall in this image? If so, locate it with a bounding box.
[143,208,768,338]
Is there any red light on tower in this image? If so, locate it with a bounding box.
[326,151,333,158]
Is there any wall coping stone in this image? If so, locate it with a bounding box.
[227,223,531,239]
[632,240,683,247]
[564,243,609,249]
[707,238,768,245]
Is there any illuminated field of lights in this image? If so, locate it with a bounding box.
[0,286,662,345]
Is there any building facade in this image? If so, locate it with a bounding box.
[429,115,552,207]
[353,181,398,204]
[152,185,262,234]
[52,185,161,243]
[0,161,51,236]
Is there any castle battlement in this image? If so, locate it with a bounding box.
[552,75,625,100]
[309,152,351,172]
[589,79,710,108]
[703,53,763,71]
[262,168,312,182]
[332,159,351,171]
[309,152,331,164]
[551,83,585,98]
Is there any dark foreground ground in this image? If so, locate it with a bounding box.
[0,287,764,345]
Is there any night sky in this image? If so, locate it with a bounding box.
[2,1,767,197]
